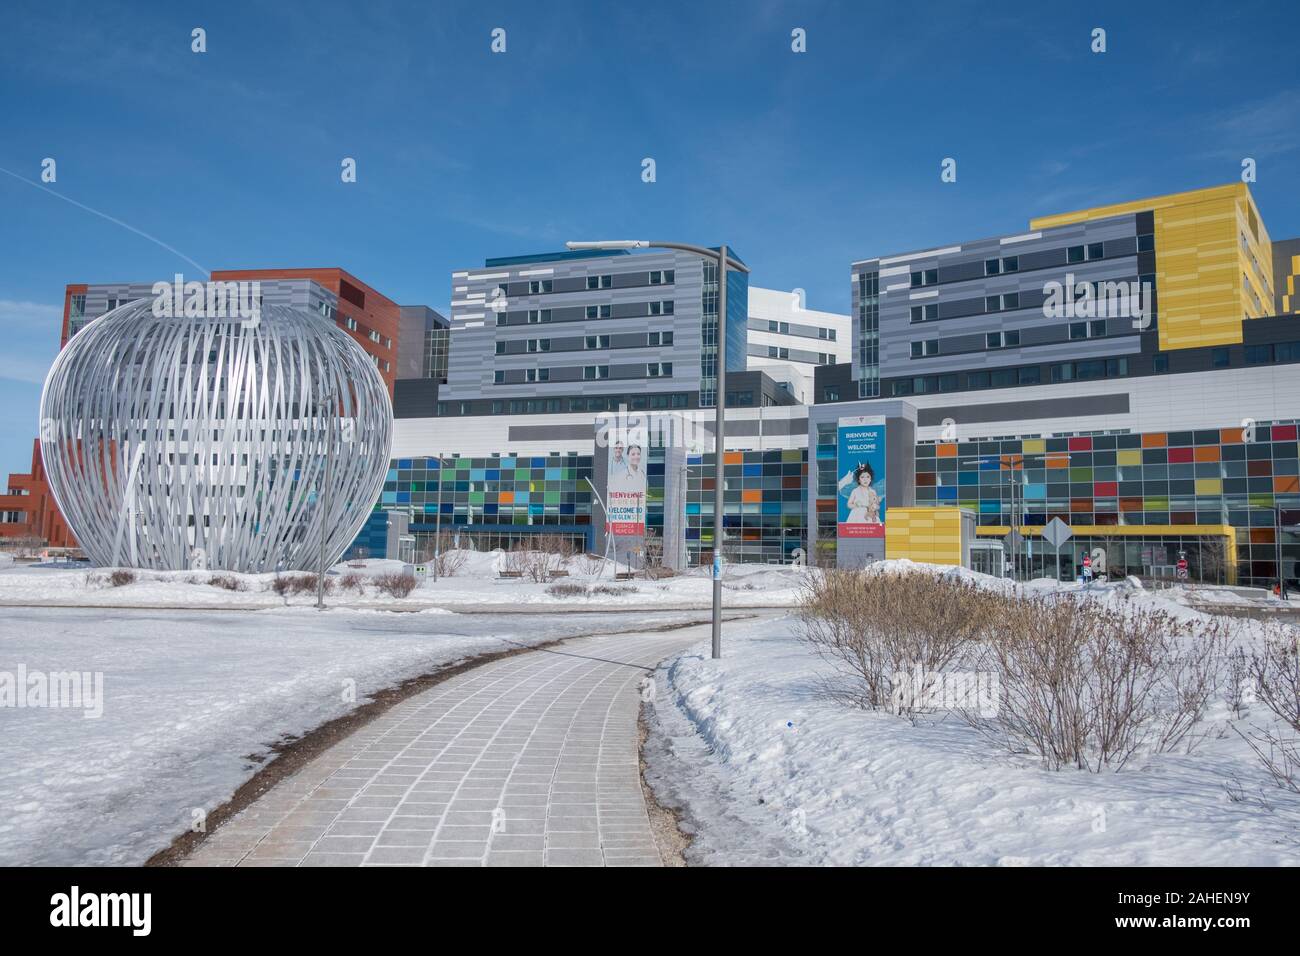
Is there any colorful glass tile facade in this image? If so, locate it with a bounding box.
[915,424,1300,586]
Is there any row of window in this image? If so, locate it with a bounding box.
[491,362,674,384]
[765,320,837,340]
[766,345,836,364]
[497,300,675,325]
[892,357,1130,395]
[494,331,674,354]
[500,269,676,298]
[902,235,1151,291]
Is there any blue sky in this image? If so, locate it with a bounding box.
[2,0,1299,475]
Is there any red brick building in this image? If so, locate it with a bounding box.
[0,439,75,549]
[211,268,401,395]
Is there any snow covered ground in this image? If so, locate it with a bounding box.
[645,564,1300,866]
[0,551,808,609]
[0,604,705,866]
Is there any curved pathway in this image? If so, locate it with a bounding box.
[183,626,704,867]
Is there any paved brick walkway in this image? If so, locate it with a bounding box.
[183,626,703,867]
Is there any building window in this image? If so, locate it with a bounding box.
[1,511,25,524]
[649,300,674,315]
[910,304,938,323]
[823,387,840,402]
[1067,243,1105,263]
[909,268,938,288]
[494,370,505,384]
[368,330,381,342]
[1153,354,1169,373]
[986,330,1019,349]
[768,346,790,359]
[648,269,675,285]
[984,256,1019,276]
[583,365,609,380]
[527,309,551,323]
[345,316,358,331]
[768,320,790,334]
[528,280,553,294]
[647,331,673,346]
[525,368,549,383]
[1212,347,1230,368]
[586,275,613,290]
[647,362,672,377]
[1137,233,1155,252]
[985,292,1020,313]
[584,335,610,349]
[911,339,939,358]
[1245,344,1274,364]
[496,341,506,355]
[818,327,836,340]
[585,305,612,319]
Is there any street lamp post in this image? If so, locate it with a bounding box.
[566,240,748,659]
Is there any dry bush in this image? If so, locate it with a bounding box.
[574,553,604,576]
[498,546,528,576]
[796,569,1005,718]
[108,569,136,587]
[641,530,676,580]
[207,574,247,592]
[512,535,574,582]
[967,595,1226,771]
[591,584,636,596]
[424,533,468,578]
[373,573,418,598]
[1234,623,1300,794]
[279,573,332,596]
[547,582,588,598]
[339,571,367,593]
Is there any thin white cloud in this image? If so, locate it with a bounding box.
[0,299,61,384]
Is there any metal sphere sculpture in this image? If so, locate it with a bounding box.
[39,300,393,572]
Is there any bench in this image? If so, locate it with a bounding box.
[546,569,570,579]
[614,571,637,581]
[497,570,524,579]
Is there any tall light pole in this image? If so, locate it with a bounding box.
[566,240,748,659]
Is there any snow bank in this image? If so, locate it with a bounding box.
[0,552,812,609]
[645,574,1300,866]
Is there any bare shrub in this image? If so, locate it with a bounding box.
[574,553,604,576]
[508,534,574,583]
[547,582,588,598]
[969,595,1226,771]
[270,575,292,599]
[281,573,332,596]
[339,571,367,593]
[373,573,418,599]
[641,529,676,580]
[1234,623,1300,794]
[797,568,1005,718]
[591,584,636,596]
[498,546,528,576]
[207,574,247,592]
[108,569,136,588]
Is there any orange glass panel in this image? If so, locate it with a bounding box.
[741,489,762,503]
[1274,476,1300,494]
[1142,433,1167,448]
[1193,446,1220,462]
[723,451,743,465]
[936,444,957,458]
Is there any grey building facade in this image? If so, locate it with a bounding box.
[440,248,748,416]
[850,212,1158,401]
